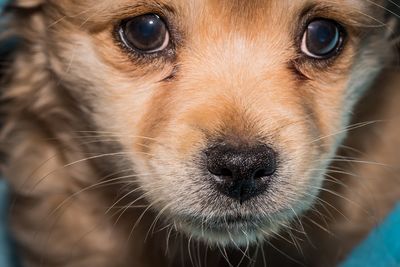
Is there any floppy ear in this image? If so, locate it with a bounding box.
[12,0,44,8]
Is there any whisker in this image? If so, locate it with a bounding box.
[303,216,334,236]
[309,120,384,145]
[309,186,365,212]
[30,151,155,192]
[265,238,305,267]
[127,200,159,242]
[49,173,154,216]
[145,202,174,241]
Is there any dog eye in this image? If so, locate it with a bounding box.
[301,19,344,59]
[119,14,169,53]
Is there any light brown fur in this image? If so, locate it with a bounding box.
[0,0,399,266]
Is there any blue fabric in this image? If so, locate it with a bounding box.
[0,0,16,57]
[0,180,13,267]
[341,204,400,267]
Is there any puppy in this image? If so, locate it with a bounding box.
[1,0,399,266]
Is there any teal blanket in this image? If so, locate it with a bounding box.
[0,180,13,267]
[341,203,400,267]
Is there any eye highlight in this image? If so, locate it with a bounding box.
[119,14,170,54]
[301,19,345,59]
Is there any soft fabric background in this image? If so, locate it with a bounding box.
[340,204,400,267]
[0,0,399,266]
[0,180,13,267]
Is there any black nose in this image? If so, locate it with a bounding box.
[205,143,277,203]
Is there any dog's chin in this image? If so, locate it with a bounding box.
[174,215,283,247]
[169,192,320,247]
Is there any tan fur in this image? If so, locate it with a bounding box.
[0,0,399,266]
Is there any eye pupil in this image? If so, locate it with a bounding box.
[302,19,343,58]
[121,14,169,53]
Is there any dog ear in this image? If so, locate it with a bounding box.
[12,0,44,8]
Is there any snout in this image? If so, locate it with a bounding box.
[205,143,277,203]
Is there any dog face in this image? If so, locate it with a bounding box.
[28,0,391,246]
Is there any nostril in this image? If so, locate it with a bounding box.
[205,142,277,202]
[219,168,233,177]
[209,166,234,178]
[253,167,275,179]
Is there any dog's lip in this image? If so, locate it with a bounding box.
[178,214,267,230]
[214,215,256,225]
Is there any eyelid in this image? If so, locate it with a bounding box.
[296,3,363,40]
[108,1,176,23]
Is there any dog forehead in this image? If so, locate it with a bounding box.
[53,0,375,18]
[49,0,385,40]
